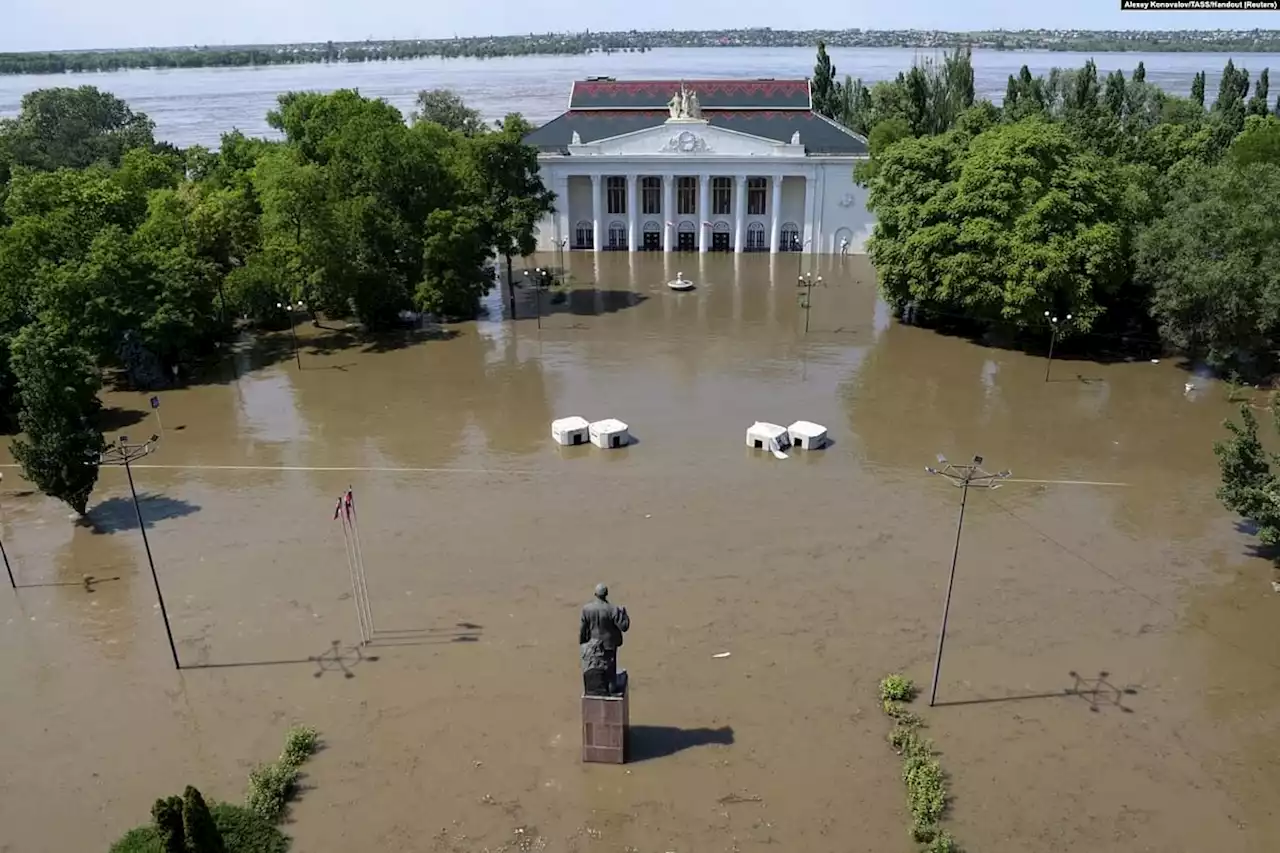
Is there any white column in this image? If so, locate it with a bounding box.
[800,174,812,251]
[663,174,675,252]
[734,175,747,253]
[554,173,570,252]
[698,173,710,254]
[769,174,782,254]
[627,174,638,252]
[591,174,603,253]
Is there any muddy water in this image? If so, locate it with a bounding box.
[1,252,1278,853]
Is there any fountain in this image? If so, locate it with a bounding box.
[667,271,695,291]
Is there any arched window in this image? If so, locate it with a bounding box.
[746,221,767,252]
[607,221,627,250]
[642,220,662,235]
[575,220,594,250]
[780,222,801,252]
[712,220,731,233]
[677,220,697,234]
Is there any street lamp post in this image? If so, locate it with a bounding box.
[923,454,1011,706]
[1044,311,1072,382]
[557,238,568,279]
[523,268,545,330]
[797,273,825,335]
[0,472,13,588]
[277,300,306,370]
[96,435,180,670]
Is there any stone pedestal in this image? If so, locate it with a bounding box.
[582,671,630,764]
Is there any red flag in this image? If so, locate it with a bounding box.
[344,489,355,521]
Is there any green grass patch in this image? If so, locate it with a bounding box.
[878,674,963,853]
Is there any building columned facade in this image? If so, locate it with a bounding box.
[523,78,873,256]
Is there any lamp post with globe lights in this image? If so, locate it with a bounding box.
[1045,311,1072,382]
[277,300,306,370]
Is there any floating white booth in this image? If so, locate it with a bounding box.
[552,416,591,446]
[589,418,631,449]
[788,421,828,450]
[746,422,791,452]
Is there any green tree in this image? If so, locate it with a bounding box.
[9,321,105,514]
[411,88,487,135]
[866,119,1128,331]
[182,786,226,853]
[812,41,839,119]
[151,796,185,853]
[1248,68,1272,117]
[853,117,912,185]
[416,208,491,318]
[0,86,155,172]
[1227,115,1280,168]
[1191,71,1207,108]
[1132,61,1146,83]
[464,114,555,298]
[1215,404,1280,550]
[1137,161,1280,375]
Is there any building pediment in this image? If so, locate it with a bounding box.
[567,119,805,158]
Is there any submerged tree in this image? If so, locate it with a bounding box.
[8,322,105,515]
[1215,403,1280,551]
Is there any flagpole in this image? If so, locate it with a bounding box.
[346,488,375,637]
[337,500,368,644]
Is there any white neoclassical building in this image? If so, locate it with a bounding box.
[524,78,873,256]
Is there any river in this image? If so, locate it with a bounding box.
[0,253,1278,853]
[3,47,1278,147]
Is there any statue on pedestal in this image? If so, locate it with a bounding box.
[580,583,630,695]
[667,84,702,121]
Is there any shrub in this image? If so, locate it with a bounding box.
[183,786,226,853]
[280,725,319,768]
[880,674,917,703]
[109,804,287,853]
[878,674,961,852]
[246,762,299,823]
[150,796,183,853]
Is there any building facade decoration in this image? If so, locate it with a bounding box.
[667,84,703,120]
[661,130,710,153]
[523,78,873,255]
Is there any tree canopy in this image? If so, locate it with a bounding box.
[842,47,1280,375]
[0,83,552,514]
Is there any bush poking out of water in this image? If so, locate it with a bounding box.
[880,674,917,703]
[108,803,288,853]
[245,723,321,823]
[246,762,300,823]
[281,725,320,768]
[878,675,962,852]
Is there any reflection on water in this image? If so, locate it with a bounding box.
[0,252,1277,853]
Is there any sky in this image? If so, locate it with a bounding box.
[3,0,1278,52]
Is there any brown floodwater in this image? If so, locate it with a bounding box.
[1,252,1278,853]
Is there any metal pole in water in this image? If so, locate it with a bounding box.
[923,455,1010,706]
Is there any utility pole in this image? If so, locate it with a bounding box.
[96,435,180,670]
[1044,311,1071,382]
[797,273,824,335]
[923,454,1010,706]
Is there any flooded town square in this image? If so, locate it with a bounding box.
[1,252,1278,853]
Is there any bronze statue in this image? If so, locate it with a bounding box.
[580,583,630,695]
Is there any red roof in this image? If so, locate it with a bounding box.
[569,79,811,111]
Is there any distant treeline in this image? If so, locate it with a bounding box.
[5,28,1280,75]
